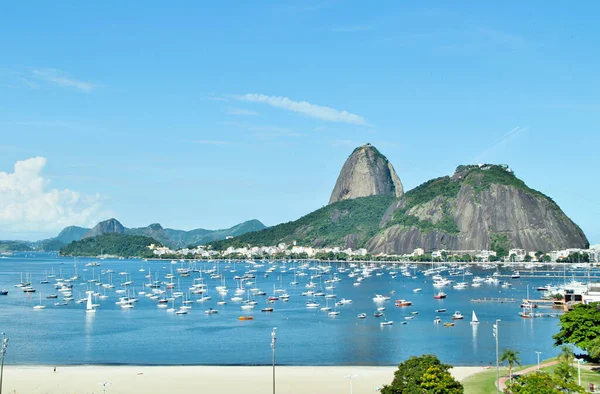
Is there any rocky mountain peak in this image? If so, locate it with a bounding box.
[83,218,125,238]
[329,144,403,204]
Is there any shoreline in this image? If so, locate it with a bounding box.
[3,364,487,394]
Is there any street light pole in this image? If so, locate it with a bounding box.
[0,333,8,394]
[535,351,542,370]
[345,374,357,394]
[271,327,277,394]
[575,358,582,386]
[494,319,500,394]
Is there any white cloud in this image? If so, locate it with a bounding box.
[233,93,370,126]
[0,157,108,236]
[227,108,259,116]
[32,68,97,92]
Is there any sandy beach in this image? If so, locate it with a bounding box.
[2,365,485,393]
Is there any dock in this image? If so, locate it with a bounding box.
[470,297,517,303]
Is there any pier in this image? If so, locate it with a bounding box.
[470,297,517,303]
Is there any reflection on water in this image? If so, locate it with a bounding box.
[471,322,478,354]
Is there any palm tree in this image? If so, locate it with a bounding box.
[555,345,577,383]
[500,348,522,382]
[558,345,574,363]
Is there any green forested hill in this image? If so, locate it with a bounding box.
[59,234,160,257]
[210,195,395,250]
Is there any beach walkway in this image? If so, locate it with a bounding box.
[496,360,558,391]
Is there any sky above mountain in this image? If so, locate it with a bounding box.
[1,1,599,243]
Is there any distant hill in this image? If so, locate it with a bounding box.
[56,226,90,243]
[211,145,588,255]
[25,218,266,251]
[0,240,33,252]
[59,233,159,258]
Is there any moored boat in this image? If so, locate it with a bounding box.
[433,291,447,299]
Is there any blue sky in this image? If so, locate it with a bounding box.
[1,1,599,244]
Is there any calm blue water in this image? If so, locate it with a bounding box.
[0,253,585,366]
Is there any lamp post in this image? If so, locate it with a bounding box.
[575,358,583,387]
[0,333,8,394]
[493,319,500,394]
[535,351,542,370]
[98,381,111,394]
[271,327,277,394]
[345,374,357,394]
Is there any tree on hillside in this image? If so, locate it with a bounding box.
[380,354,463,394]
[553,303,600,359]
[504,371,585,394]
[499,348,521,383]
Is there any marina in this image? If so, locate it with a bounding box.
[0,252,595,366]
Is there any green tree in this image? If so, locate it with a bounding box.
[499,348,521,382]
[524,254,532,262]
[535,251,544,261]
[587,337,600,361]
[380,354,463,394]
[504,371,585,394]
[553,302,600,356]
[420,365,463,393]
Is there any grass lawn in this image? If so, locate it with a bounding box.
[463,360,600,393]
[462,367,508,394]
[540,364,600,390]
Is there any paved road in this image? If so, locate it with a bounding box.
[496,360,559,391]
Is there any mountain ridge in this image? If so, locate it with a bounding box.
[211,149,588,254]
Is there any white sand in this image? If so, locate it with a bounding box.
[2,365,485,394]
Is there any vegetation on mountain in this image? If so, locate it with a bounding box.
[59,234,159,258]
[0,241,32,252]
[210,195,395,250]
[38,239,67,251]
[380,354,463,394]
[55,226,90,243]
[490,232,510,257]
[553,303,600,359]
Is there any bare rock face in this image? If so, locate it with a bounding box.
[367,165,589,254]
[83,218,125,238]
[329,144,403,204]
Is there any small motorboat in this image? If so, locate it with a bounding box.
[357,313,367,319]
[433,292,447,299]
[434,317,441,324]
[452,311,464,320]
[261,307,274,312]
[435,308,446,313]
[380,320,393,326]
[205,308,219,314]
[444,322,455,327]
[238,316,254,321]
[374,312,384,317]
[395,299,412,307]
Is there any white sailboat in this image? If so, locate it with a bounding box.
[470,310,479,325]
[86,291,96,314]
[33,293,46,310]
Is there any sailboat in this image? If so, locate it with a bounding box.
[33,293,46,310]
[86,291,96,314]
[470,310,479,325]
